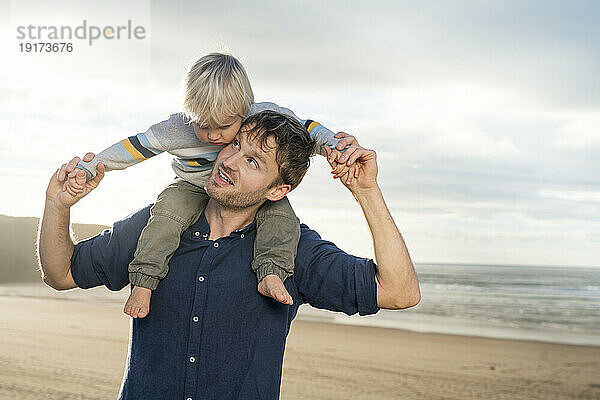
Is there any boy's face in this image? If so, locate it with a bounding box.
[205,124,291,209]
[192,116,243,145]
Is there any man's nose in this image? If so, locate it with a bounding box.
[222,150,241,170]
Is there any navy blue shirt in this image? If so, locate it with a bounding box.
[71,205,379,400]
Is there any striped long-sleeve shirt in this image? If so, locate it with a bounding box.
[77,102,340,187]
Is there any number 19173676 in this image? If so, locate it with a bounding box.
[19,42,73,52]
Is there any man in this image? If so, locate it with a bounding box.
[38,111,420,399]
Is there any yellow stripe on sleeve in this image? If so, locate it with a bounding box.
[187,160,202,167]
[307,121,321,133]
[120,139,146,161]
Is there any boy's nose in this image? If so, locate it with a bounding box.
[207,130,220,140]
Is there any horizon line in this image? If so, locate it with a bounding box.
[2,213,599,270]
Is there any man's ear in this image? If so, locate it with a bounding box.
[265,183,292,202]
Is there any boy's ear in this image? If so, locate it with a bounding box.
[265,184,292,202]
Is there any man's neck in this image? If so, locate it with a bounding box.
[204,199,262,240]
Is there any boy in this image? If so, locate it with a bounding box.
[68,53,345,318]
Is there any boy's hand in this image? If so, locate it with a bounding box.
[61,152,95,196]
[47,153,104,210]
[325,146,347,176]
[325,132,362,179]
[57,152,96,181]
[333,132,362,165]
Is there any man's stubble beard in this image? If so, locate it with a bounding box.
[205,178,269,211]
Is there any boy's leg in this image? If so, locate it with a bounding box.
[125,179,209,318]
[253,196,300,305]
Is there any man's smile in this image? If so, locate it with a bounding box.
[214,167,234,186]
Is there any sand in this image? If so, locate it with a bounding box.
[1,294,599,399]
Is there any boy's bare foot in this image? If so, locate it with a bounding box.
[123,286,152,318]
[257,274,293,305]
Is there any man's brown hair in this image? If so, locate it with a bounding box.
[241,110,316,190]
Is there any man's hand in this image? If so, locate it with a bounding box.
[326,135,419,310]
[47,153,104,210]
[325,135,378,194]
[39,154,101,291]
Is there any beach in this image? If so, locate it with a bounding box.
[1,289,599,400]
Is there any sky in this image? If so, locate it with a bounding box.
[1,0,599,267]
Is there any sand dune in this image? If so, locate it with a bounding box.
[0,214,107,283]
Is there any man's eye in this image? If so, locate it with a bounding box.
[248,158,258,168]
[233,140,240,148]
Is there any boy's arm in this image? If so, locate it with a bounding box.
[77,120,171,180]
[249,102,342,157]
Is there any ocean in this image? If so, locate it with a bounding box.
[2,263,599,346]
[299,263,600,346]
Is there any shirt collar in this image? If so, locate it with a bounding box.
[192,212,256,240]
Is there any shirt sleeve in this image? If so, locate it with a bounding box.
[70,205,151,291]
[247,102,340,157]
[76,117,172,181]
[293,224,379,316]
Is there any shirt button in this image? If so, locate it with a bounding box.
[192,316,199,322]
[240,234,244,239]
[198,276,205,282]
[189,356,196,363]
[213,242,219,248]
[194,231,200,237]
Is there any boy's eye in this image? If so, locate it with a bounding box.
[233,139,240,148]
[248,158,258,168]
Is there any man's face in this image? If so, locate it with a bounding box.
[193,116,243,146]
[205,124,289,209]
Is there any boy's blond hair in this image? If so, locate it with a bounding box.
[183,52,254,127]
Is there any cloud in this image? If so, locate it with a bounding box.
[144,0,600,109]
[539,189,600,203]
[1,0,600,266]
[555,112,600,149]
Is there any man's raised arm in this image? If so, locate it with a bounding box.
[38,153,104,290]
[325,138,421,310]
